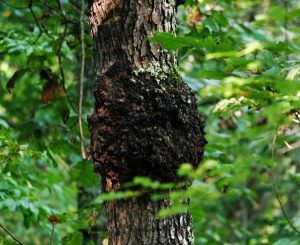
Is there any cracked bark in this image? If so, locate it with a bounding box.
[88,0,205,244]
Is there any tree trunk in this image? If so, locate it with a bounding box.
[88,0,206,244]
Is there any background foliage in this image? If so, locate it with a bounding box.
[0,0,300,244]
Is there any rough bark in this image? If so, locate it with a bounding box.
[106,197,194,245]
[88,0,206,244]
[89,0,177,74]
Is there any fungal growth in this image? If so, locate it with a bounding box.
[88,62,206,191]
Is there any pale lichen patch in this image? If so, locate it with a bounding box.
[134,59,180,82]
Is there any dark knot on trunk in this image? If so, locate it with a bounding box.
[88,62,206,191]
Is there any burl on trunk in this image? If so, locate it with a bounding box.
[88,0,206,244]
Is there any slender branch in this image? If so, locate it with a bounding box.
[28,6,43,34]
[49,223,55,245]
[78,0,87,160]
[31,31,43,45]
[0,0,27,9]
[270,132,300,235]
[283,0,289,43]
[57,53,78,114]
[69,0,81,11]
[1,0,44,44]
[277,141,300,155]
[56,0,78,114]
[28,0,54,43]
[0,224,25,245]
[55,0,66,16]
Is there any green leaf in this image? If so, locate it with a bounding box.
[157,204,188,218]
[273,238,298,245]
[71,160,99,188]
[149,32,202,50]
[211,11,229,27]
[177,163,194,177]
[203,17,220,33]
[99,191,139,201]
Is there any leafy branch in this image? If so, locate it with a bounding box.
[270,132,300,235]
[0,224,25,245]
[0,0,27,9]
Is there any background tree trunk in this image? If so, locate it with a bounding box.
[88,0,206,244]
